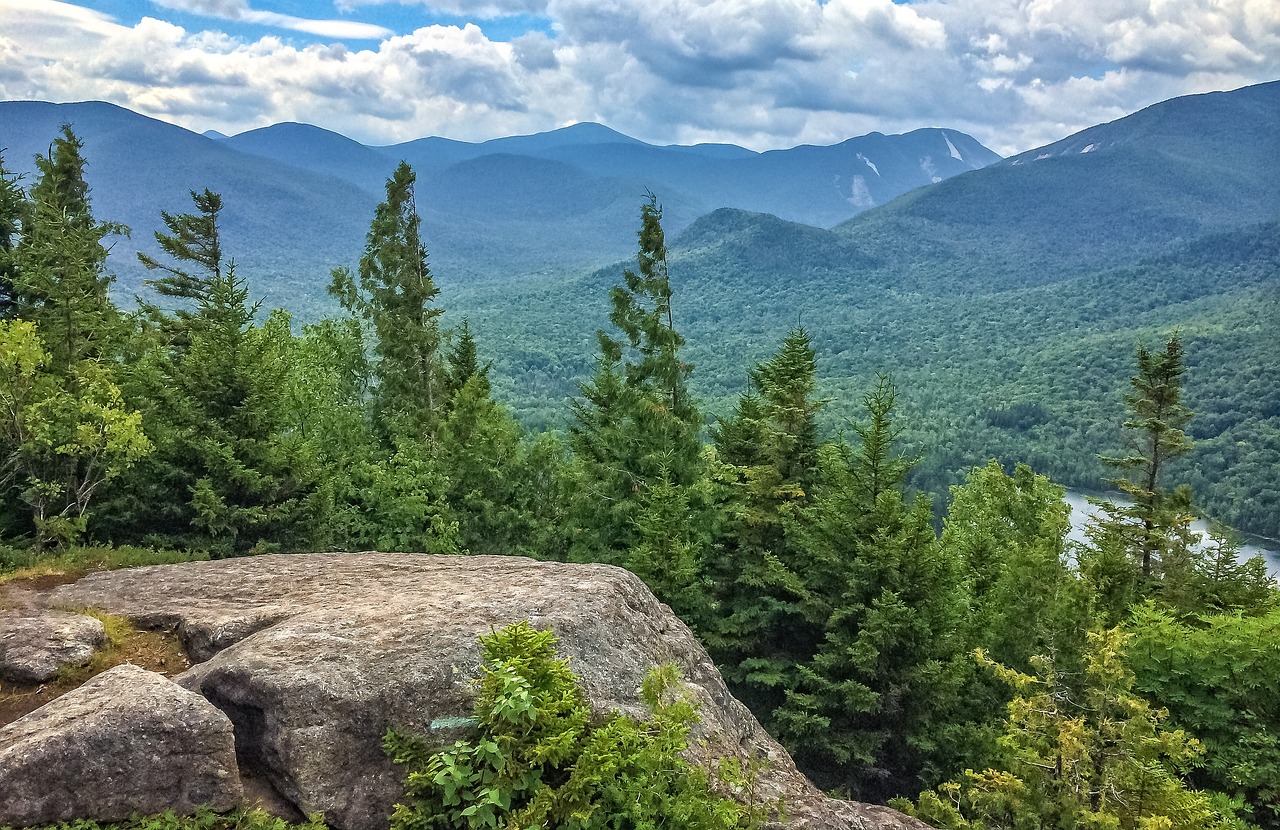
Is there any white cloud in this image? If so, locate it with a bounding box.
[1,0,1277,154]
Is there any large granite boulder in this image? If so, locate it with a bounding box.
[0,609,106,683]
[0,663,243,826]
[50,553,928,830]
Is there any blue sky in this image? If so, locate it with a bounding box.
[66,0,557,43]
[2,0,1277,154]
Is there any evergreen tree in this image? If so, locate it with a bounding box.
[97,189,323,554]
[330,161,445,442]
[14,125,124,369]
[943,461,1084,674]
[0,151,24,319]
[137,188,223,343]
[0,126,137,548]
[1098,334,1194,580]
[706,328,826,719]
[777,375,966,801]
[568,194,708,621]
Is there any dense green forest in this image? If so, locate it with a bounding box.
[447,208,1280,543]
[3,127,1280,830]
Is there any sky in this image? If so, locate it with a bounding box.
[1,0,1277,155]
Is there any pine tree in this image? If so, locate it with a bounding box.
[98,189,323,554]
[1086,333,1219,619]
[0,151,25,319]
[777,375,966,801]
[14,125,124,370]
[0,128,146,550]
[330,161,445,442]
[137,188,223,344]
[706,328,826,719]
[568,194,708,620]
[1099,334,1194,579]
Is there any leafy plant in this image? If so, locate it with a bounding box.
[894,629,1249,830]
[383,620,775,830]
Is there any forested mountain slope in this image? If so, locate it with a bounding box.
[448,81,1280,539]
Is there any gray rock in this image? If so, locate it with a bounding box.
[51,553,930,830]
[0,663,243,826]
[0,609,106,683]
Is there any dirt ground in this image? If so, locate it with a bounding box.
[0,573,191,727]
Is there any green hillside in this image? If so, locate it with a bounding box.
[448,215,1280,539]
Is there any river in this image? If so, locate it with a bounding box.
[1062,490,1280,577]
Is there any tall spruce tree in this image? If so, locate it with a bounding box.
[15,125,123,369]
[97,190,323,554]
[0,152,24,319]
[706,327,826,718]
[137,188,223,343]
[1086,333,1207,622]
[777,375,966,801]
[568,194,708,622]
[1098,333,1195,580]
[330,161,445,442]
[0,126,147,549]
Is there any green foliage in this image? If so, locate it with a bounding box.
[137,188,224,344]
[384,621,772,830]
[943,461,1086,674]
[897,629,1249,830]
[1128,605,1280,828]
[0,319,151,550]
[0,542,205,580]
[768,376,968,801]
[705,328,826,730]
[1098,334,1196,581]
[0,806,327,830]
[97,189,326,555]
[330,161,445,443]
[567,195,711,621]
[0,150,23,318]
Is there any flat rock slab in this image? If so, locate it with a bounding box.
[51,553,928,830]
[0,609,106,683]
[0,663,242,826]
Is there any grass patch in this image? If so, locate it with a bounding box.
[0,610,190,727]
[0,545,208,588]
[0,806,328,830]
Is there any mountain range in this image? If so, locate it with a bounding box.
[440,80,1280,539]
[1,80,1278,539]
[0,102,997,304]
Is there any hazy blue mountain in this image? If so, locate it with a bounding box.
[1,101,1002,299]
[0,100,376,312]
[835,80,1280,286]
[235,119,1001,228]
[223,121,394,192]
[382,121,648,171]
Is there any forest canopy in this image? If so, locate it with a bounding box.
[2,128,1278,830]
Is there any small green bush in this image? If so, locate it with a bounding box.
[384,620,776,829]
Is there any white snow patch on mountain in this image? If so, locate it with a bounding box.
[857,153,880,176]
[920,156,941,183]
[1036,153,1051,160]
[942,132,963,161]
[1080,144,1097,153]
[848,175,876,208]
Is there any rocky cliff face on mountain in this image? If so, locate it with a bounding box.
[0,553,928,830]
